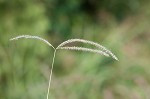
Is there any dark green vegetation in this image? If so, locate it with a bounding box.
[0,0,150,99]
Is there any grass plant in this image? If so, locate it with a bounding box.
[10,35,118,99]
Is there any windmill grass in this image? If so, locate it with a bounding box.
[10,35,118,99]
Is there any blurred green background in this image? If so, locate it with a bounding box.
[0,0,150,99]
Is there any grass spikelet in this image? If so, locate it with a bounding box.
[10,35,55,49]
[59,46,109,57]
[57,39,118,60]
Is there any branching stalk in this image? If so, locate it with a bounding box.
[10,35,118,99]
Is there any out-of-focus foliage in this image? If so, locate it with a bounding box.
[0,0,150,99]
[45,0,142,38]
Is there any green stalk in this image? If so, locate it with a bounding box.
[46,49,57,99]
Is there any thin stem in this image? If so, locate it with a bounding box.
[46,49,57,99]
